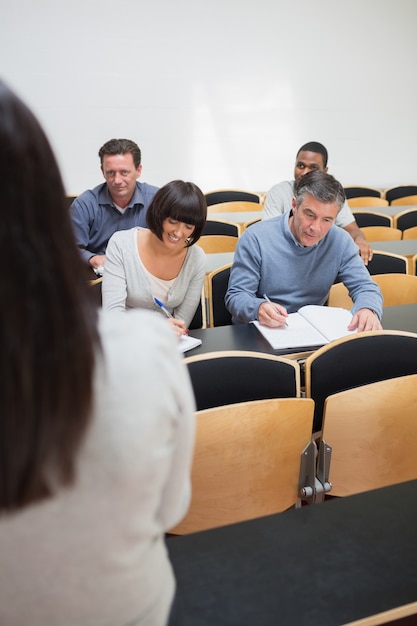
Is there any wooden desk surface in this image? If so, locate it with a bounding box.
[167,480,417,626]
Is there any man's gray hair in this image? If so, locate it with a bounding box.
[294,170,346,212]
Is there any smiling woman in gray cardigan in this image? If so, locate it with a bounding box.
[103,179,207,331]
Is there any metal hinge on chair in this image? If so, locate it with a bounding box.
[298,440,332,505]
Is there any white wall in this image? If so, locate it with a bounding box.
[1,0,416,195]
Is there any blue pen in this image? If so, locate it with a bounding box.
[154,297,174,319]
[263,294,288,327]
[154,297,189,336]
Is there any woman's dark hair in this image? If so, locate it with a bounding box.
[0,80,100,511]
[146,180,207,246]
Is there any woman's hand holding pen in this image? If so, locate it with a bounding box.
[168,317,188,337]
[258,295,289,328]
[153,297,188,336]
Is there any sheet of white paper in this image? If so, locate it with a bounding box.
[298,305,356,342]
[178,334,202,353]
[252,306,355,350]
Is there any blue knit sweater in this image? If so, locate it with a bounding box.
[225,213,383,324]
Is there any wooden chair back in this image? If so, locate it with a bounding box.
[197,235,238,254]
[241,217,261,231]
[375,273,417,305]
[361,226,402,241]
[412,254,417,276]
[202,218,240,237]
[204,189,262,206]
[328,273,417,309]
[305,330,417,433]
[393,208,417,230]
[184,350,301,411]
[327,283,353,309]
[366,250,408,274]
[207,200,262,213]
[384,185,417,204]
[402,226,417,240]
[188,288,206,330]
[205,263,232,327]
[351,211,393,228]
[344,186,382,199]
[321,374,417,496]
[390,195,417,206]
[169,397,314,534]
[348,197,388,208]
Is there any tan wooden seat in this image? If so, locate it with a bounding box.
[348,197,388,208]
[328,273,417,308]
[361,226,402,241]
[169,397,314,534]
[197,235,238,254]
[402,226,417,240]
[304,330,417,433]
[207,200,263,213]
[390,194,417,206]
[319,374,417,496]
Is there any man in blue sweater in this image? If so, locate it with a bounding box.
[225,170,383,331]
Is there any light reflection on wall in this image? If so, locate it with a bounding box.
[191,81,297,193]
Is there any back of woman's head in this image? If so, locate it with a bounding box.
[0,80,99,511]
[146,179,207,245]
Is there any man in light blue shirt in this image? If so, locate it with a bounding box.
[226,170,383,331]
[70,138,158,272]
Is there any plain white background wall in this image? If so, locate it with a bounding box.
[1,0,416,195]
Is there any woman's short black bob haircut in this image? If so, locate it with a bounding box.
[146,180,207,246]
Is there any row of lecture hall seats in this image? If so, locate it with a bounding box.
[168,333,417,534]
[202,185,417,206]
[352,208,417,230]
[82,185,417,326]
[66,184,417,208]
[198,209,417,262]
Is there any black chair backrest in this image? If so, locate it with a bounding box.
[344,187,382,199]
[205,190,260,206]
[366,251,407,275]
[186,353,299,411]
[202,220,239,237]
[396,209,417,231]
[306,331,417,432]
[352,211,392,227]
[210,266,232,327]
[189,299,203,330]
[385,185,417,204]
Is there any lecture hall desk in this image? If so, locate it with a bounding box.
[186,303,417,358]
[167,480,417,626]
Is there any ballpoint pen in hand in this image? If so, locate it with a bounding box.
[262,294,288,327]
[153,297,188,335]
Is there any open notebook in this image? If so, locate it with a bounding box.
[252,305,356,350]
[178,334,202,353]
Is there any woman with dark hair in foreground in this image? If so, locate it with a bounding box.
[0,79,195,626]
